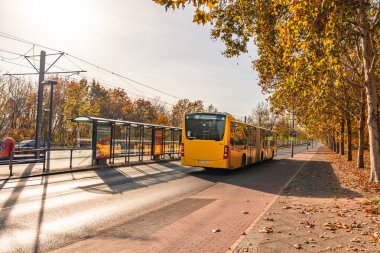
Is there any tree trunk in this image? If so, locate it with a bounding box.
[326,135,329,149]
[365,78,380,182]
[336,142,340,154]
[336,132,340,154]
[347,116,352,161]
[329,136,332,150]
[340,118,345,156]
[359,1,380,182]
[357,89,365,168]
[328,135,331,150]
[333,133,336,152]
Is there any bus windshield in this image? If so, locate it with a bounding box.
[185,114,226,141]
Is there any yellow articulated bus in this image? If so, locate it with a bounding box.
[181,113,277,169]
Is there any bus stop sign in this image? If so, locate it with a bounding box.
[289,130,297,141]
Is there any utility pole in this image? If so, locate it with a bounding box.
[3,50,86,159]
[35,51,46,158]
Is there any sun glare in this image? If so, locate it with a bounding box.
[28,0,96,39]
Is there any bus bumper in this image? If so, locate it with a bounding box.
[181,157,229,169]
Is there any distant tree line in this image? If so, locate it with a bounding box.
[1,75,310,149]
[0,76,217,145]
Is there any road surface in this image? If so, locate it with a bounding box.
[0,144,315,253]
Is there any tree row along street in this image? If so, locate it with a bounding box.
[153,0,380,183]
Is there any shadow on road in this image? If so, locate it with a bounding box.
[0,163,35,228]
[78,163,193,194]
[97,198,215,241]
[176,148,362,199]
[33,175,49,253]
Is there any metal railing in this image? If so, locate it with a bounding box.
[0,144,46,176]
[0,143,180,178]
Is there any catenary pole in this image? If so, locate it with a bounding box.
[35,51,46,158]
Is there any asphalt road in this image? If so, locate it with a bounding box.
[0,144,315,253]
[275,144,311,160]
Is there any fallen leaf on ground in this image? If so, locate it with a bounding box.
[259,227,273,233]
[293,243,302,249]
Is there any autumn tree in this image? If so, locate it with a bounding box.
[171,99,205,126]
[206,104,218,113]
[247,101,278,129]
[0,76,37,141]
[129,98,158,123]
[154,0,380,182]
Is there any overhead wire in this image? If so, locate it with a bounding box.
[0,45,34,61]
[0,32,223,112]
[0,58,35,70]
[0,32,62,53]
[0,57,37,75]
[24,52,178,106]
[64,53,181,100]
[62,53,160,97]
[39,59,177,107]
[0,32,181,100]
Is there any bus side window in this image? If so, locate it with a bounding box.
[249,126,256,147]
[261,129,266,148]
[230,123,236,147]
[235,124,247,149]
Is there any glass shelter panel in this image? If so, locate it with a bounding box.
[164,129,172,158]
[113,124,126,157]
[76,123,92,148]
[128,126,142,160]
[96,125,111,158]
[143,127,152,157]
[173,129,181,156]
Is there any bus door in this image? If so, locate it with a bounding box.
[247,126,256,164]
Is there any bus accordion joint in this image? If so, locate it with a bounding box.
[180,143,184,157]
[223,145,229,159]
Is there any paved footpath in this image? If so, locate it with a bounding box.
[232,147,380,253]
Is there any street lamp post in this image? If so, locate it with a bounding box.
[42,80,57,171]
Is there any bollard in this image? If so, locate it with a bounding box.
[70,149,73,169]
[42,149,46,172]
[9,143,13,177]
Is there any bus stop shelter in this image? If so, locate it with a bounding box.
[71,116,182,165]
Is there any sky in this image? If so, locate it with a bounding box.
[0,0,267,118]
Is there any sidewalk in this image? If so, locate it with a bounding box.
[232,147,380,252]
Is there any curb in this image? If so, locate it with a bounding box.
[0,158,180,181]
